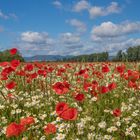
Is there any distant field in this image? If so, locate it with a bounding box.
[0,61,140,140]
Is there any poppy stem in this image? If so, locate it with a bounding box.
[0,90,6,100]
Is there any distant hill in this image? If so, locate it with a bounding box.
[24,53,114,62]
[24,55,73,61]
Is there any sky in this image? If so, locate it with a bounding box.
[0,0,140,56]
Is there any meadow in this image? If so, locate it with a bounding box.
[0,49,140,140]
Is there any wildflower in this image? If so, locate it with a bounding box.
[6,122,25,138]
[74,93,85,102]
[44,123,57,135]
[10,48,17,55]
[113,108,121,117]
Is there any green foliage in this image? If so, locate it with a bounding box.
[63,52,109,62]
[0,49,24,62]
[113,45,140,62]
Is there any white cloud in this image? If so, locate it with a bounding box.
[14,27,140,57]
[67,19,87,32]
[52,1,62,8]
[73,0,90,12]
[0,10,17,20]
[60,32,81,44]
[73,1,121,18]
[21,31,54,45]
[89,2,121,18]
[15,31,83,56]
[0,10,8,19]
[91,21,140,40]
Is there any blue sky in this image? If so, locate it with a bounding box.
[0,0,140,56]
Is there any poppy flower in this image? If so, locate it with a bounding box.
[6,122,25,138]
[55,102,69,115]
[44,123,57,135]
[20,117,35,126]
[78,69,86,75]
[10,48,17,55]
[108,82,117,91]
[128,70,139,82]
[38,69,47,77]
[55,102,78,121]
[24,64,34,71]
[102,65,110,73]
[60,108,78,121]
[99,86,109,94]
[74,93,85,102]
[6,81,16,90]
[10,59,20,68]
[1,67,15,76]
[116,65,126,73]
[113,108,121,117]
[7,93,15,99]
[83,82,92,91]
[52,82,69,95]
[128,81,137,89]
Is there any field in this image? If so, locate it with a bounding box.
[0,59,140,139]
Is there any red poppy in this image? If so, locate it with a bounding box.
[16,70,26,76]
[74,93,85,102]
[10,59,20,68]
[99,86,109,94]
[0,62,9,67]
[30,72,38,79]
[128,70,139,82]
[38,69,47,77]
[1,67,15,77]
[108,82,117,91]
[55,102,69,115]
[10,48,17,55]
[6,122,25,138]
[6,81,16,90]
[52,81,69,95]
[78,69,86,75]
[102,65,110,73]
[55,102,78,121]
[60,108,78,121]
[20,117,35,126]
[24,63,34,71]
[83,82,92,91]
[113,108,121,117]
[44,123,57,135]
[116,65,126,73]
[128,81,137,89]
[6,93,15,99]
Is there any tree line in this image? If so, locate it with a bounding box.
[63,45,140,62]
[114,45,140,62]
[63,52,109,62]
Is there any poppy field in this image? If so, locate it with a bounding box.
[0,48,140,140]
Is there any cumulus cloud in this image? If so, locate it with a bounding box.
[15,31,84,56]
[91,21,140,40]
[89,2,121,18]
[73,0,90,12]
[60,32,81,44]
[52,1,62,8]
[73,1,121,18]
[67,19,87,32]
[21,31,54,45]
[14,26,140,56]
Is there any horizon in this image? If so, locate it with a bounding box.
[0,0,140,57]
